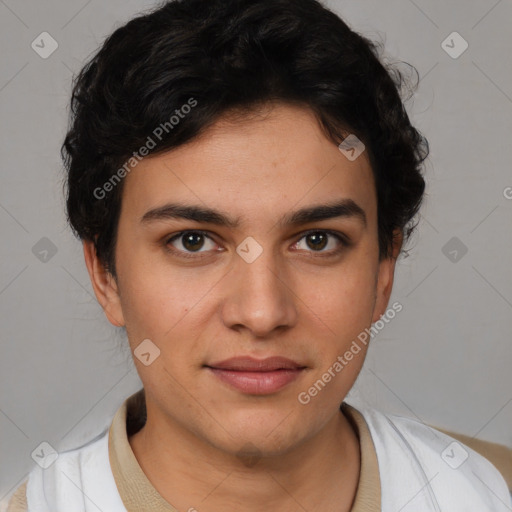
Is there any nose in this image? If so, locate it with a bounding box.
[220,246,298,338]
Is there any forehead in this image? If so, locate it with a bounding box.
[120,103,377,227]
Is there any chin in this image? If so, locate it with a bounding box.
[205,413,311,459]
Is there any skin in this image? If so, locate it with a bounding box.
[84,102,402,512]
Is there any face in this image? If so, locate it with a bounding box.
[85,103,400,457]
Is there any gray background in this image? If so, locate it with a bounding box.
[1,0,511,504]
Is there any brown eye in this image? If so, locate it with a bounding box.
[181,232,205,251]
[166,230,218,257]
[293,230,347,256]
[305,232,328,251]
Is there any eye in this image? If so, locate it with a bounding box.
[165,230,219,258]
[164,229,349,260]
[292,230,348,256]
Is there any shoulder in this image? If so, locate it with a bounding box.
[19,428,125,511]
[6,393,140,511]
[35,427,110,478]
[5,430,109,512]
[352,403,512,511]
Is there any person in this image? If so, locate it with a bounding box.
[7,0,511,510]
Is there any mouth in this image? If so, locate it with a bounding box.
[204,356,307,395]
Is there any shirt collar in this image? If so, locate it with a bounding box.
[108,389,381,511]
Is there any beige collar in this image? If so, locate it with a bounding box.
[108,390,381,511]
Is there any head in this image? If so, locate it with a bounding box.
[63,0,427,457]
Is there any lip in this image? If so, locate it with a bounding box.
[205,356,306,395]
[207,356,304,371]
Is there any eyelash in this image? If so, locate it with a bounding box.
[163,229,350,260]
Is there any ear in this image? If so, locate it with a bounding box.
[83,240,125,327]
[372,229,403,323]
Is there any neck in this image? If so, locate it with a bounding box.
[129,401,361,512]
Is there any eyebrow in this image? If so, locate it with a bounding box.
[140,198,367,229]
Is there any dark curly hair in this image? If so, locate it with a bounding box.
[62,0,428,278]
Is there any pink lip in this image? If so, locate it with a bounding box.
[205,356,306,395]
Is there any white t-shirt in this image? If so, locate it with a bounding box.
[11,397,512,511]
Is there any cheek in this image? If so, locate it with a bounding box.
[119,272,197,339]
[115,237,189,316]
[300,258,378,337]
[116,256,225,364]
[296,264,377,406]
